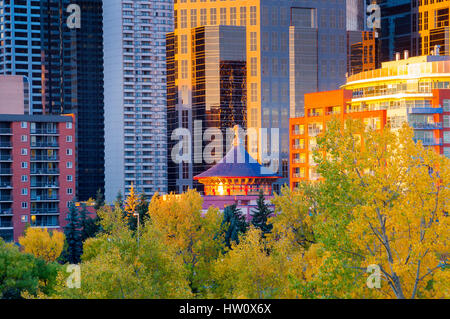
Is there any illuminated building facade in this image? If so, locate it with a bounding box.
[348,30,378,75]
[290,54,450,188]
[168,0,364,194]
[194,129,280,217]
[412,0,450,56]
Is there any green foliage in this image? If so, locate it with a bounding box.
[94,189,105,210]
[250,191,273,237]
[0,239,60,299]
[222,204,248,249]
[63,202,83,264]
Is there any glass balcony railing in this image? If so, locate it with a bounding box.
[30,155,59,161]
[0,142,12,148]
[413,138,443,146]
[0,128,12,134]
[30,142,59,148]
[0,209,12,215]
[30,169,60,175]
[30,129,59,135]
[31,210,59,215]
[0,169,12,175]
[30,195,59,201]
[411,122,443,129]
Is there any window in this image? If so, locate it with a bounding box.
[250,57,257,77]
[230,7,237,25]
[66,122,72,129]
[250,32,257,51]
[180,9,187,28]
[250,6,257,25]
[21,135,27,142]
[444,115,450,128]
[67,188,73,195]
[220,8,227,25]
[67,162,73,169]
[444,131,450,143]
[21,122,27,128]
[181,60,188,79]
[200,8,207,25]
[180,34,188,54]
[66,136,73,142]
[21,188,28,195]
[190,9,197,28]
[21,162,28,169]
[21,148,27,155]
[444,99,450,112]
[66,149,73,156]
[210,8,217,25]
[240,7,246,26]
[21,175,28,182]
[22,202,28,209]
[444,147,450,159]
[67,175,73,182]
[251,83,258,102]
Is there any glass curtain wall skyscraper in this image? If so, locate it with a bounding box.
[0,0,105,201]
[167,0,361,194]
[103,0,173,202]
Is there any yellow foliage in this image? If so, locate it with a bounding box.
[18,227,65,263]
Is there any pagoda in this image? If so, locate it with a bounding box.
[194,127,281,214]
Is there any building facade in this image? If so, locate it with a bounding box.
[290,54,450,188]
[103,0,173,203]
[167,0,363,195]
[0,0,105,201]
[0,113,76,242]
[412,0,450,56]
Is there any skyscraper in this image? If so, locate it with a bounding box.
[412,0,450,56]
[0,0,105,201]
[167,0,363,194]
[103,0,174,203]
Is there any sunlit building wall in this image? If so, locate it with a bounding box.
[168,0,360,194]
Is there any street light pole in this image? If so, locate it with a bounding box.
[134,210,140,250]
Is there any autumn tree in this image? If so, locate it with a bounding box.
[18,228,65,263]
[212,227,304,299]
[45,204,192,299]
[306,118,450,299]
[147,190,224,297]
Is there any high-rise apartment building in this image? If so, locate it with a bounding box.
[167,0,364,194]
[0,0,105,201]
[412,0,450,56]
[290,54,450,188]
[0,77,76,242]
[103,0,174,202]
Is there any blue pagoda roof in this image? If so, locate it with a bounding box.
[194,143,281,180]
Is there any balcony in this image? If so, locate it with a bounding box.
[308,129,322,137]
[292,130,304,136]
[0,155,12,161]
[0,209,12,216]
[30,195,60,201]
[30,142,59,148]
[0,128,12,135]
[413,138,443,146]
[0,182,12,188]
[292,144,304,150]
[411,122,443,130]
[31,220,59,228]
[0,220,13,228]
[0,169,12,175]
[408,107,443,114]
[30,129,59,135]
[30,155,59,162]
[0,196,12,202]
[31,209,59,215]
[292,173,305,179]
[0,142,12,148]
[292,159,305,164]
[30,182,59,188]
[30,168,60,175]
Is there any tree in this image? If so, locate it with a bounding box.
[63,202,82,264]
[0,239,60,299]
[18,228,65,263]
[114,190,123,207]
[45,204,191,299]
[94,189,105,210]
[79,203,99,241]
[306,118,450,299]
[147,190,224,297]
[250,190,273,237]
[212,227,303,299]
[222,204,248,248]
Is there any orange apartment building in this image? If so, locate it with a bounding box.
[290,54,450,189]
